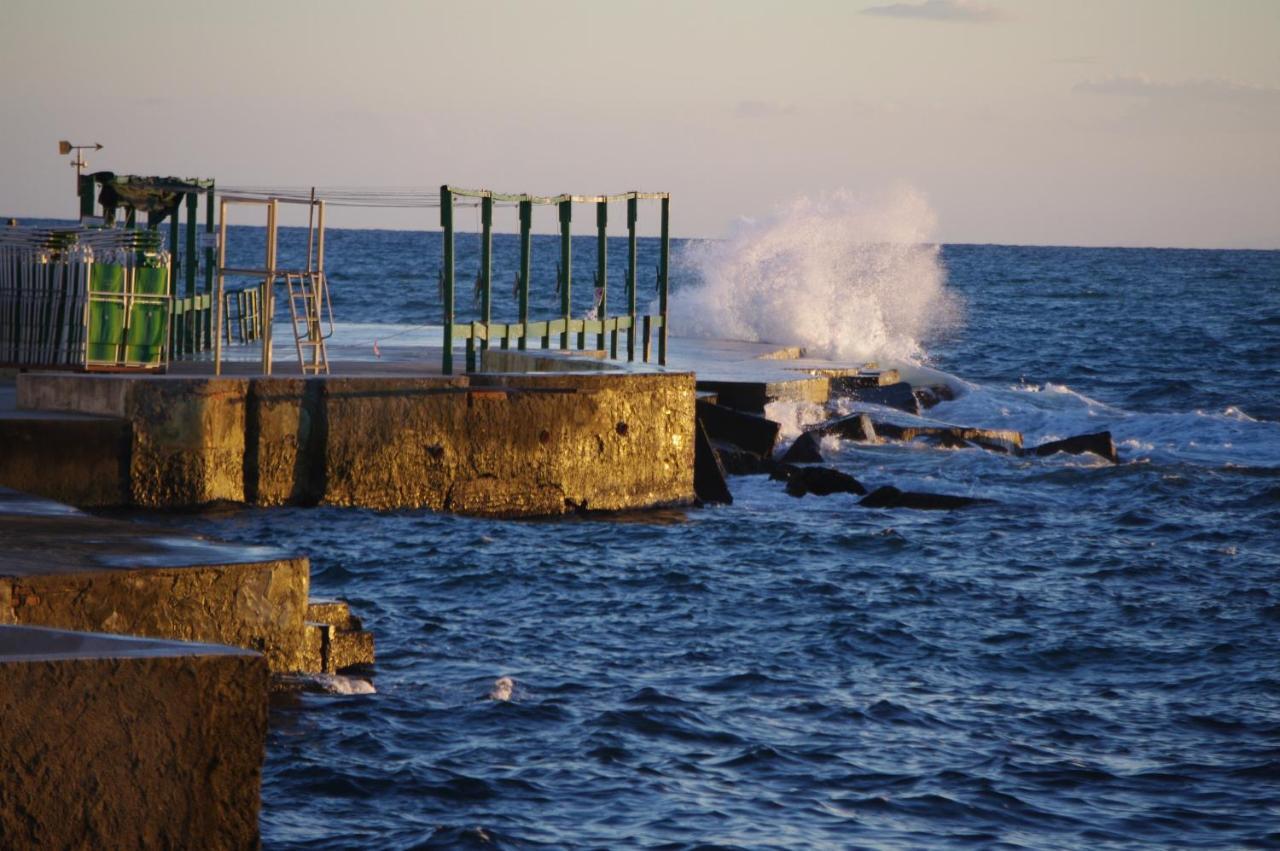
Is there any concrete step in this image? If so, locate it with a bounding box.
[303,599,375,673]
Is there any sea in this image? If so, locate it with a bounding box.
[59,198,1280,849]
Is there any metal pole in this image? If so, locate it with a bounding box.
[559,199,571,349]
[262,199,277,375]
[440,186,454,375]
[169,202,181,354]
[480,195,492,359]
[596,200,607,353]
[627,196,637,362]
[204,184,214,351]
[313,199,326,371]
[518,200,531,351]
[306,187,316,274]
[214,199,227,376]
[184,192,197,353]
[659,195,669,366]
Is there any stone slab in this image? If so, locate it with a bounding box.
[0,624,267,850]
[0,488,310,672]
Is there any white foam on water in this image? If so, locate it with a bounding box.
[672,188,961,363]
[308,673,377,695]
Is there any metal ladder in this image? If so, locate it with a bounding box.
[283,271,333,374]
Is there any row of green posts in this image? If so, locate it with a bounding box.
[439,186,670,375]
[0,227,171,370]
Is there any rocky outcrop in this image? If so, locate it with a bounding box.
[1031,431,1119,464]
[836,381,920,415]
[779,431,824,464]
[696,399,780,459]
[771,464,866,498]
[694,420,733,505]
[859,485,994,510]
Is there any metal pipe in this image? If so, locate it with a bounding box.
[214,199,227,376]
[440,186,454,375]
[559,200,572,349]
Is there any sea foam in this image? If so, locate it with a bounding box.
[671,188,960,363]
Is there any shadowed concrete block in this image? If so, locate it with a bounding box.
[0,488,310,672]
[17,373,248,506]
[0,625,267,850]
[0,412,130,507]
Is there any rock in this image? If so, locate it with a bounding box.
[859,485,993,510]
[1031,431,1119,464]
[815,412,878,442]
[777,465,867,498]
[913,384,955,410]
[871,420,1023,454]
[711,439,769,475]
[696,399,781,458]
[779,431,824,464]
[838,381,920,415]
[693,420,733,505]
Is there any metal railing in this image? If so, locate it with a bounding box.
[440,186,670,375]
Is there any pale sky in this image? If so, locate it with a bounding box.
[2,0,1278,247]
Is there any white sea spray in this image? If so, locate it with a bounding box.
[671,188,961,363]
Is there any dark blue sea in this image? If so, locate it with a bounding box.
[131,223,1279,849]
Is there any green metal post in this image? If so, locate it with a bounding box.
[659,195,669,366]
[125,208,137,230]
[480,196,492,358]
[440,186,455,375]
[185,192,198,353]
[518,200,531,351]
[559,200,572,349]
[169,202,181,354]
[627,197,637,361]
[204,184,215,352]
[596,200,608,353]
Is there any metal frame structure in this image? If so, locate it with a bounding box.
[214,194,328,376]
[439,186,670,375]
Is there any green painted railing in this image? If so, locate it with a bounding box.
[439,186,670,375]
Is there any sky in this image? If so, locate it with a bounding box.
[2,0,1278,247]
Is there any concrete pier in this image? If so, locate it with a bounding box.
[0,624,267,850]
[6,364,695,515]
[0,487,374,673]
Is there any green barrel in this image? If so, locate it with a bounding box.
[123,265,169,365]
[87,263,126,365]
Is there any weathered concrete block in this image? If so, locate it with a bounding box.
[319,377,470,511]
[0,488,310,672]
[0,625,268,850]
[16,373,248,506]
[0,413,130,507]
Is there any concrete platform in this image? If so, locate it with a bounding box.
[0,624,267,849]
[7,364,695,515]
[0,487,312,671]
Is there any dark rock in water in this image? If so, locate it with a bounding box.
[769,463,797,483]
[913,384,956,410]
[859,485,993,510]
[815,412,878,442]
[840,382,920,415]
[1032,431,1119,464]
[871,420,1023,454]
[693,420,733,505]
[696,399,781,458]
[711,439,769,475]
[779,465,867,498]
[779,432,824,464]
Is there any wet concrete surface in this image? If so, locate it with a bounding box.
[0,487,297,577]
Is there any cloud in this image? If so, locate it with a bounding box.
[1075,75,1280,106]
[861,0,1009,23]
[734,100,798,119]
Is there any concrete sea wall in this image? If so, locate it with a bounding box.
[12,370,695,515]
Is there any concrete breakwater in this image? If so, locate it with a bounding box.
[0,486,375,848]
[4,367,696,515]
